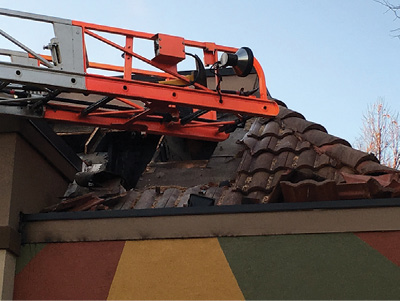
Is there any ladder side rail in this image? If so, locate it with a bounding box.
[72,19,270,98]
[0,61,277,116]
[0,8,71,25]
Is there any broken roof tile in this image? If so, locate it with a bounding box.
[337,183,373,200]
[355,160,397,175]
[341,172,400,190]
[280,179,339,203]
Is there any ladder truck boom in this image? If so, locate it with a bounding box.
[0,8,278,141]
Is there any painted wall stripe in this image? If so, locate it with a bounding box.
[15,243,46,275]
[219,234,400,300]
[107,238,244,300]
[14,241,125,300]
[13,233,400,300]
[356,231,400,266]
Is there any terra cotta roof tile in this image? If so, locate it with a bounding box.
[226,103,400,204]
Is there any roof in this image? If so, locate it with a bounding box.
[233,103,400,204]
[42,102,400,213]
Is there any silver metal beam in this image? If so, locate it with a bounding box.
[0,8,71,25]
[0,62,86,90]
[0,29,53,68]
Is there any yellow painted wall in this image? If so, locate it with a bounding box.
[108,238,244,300]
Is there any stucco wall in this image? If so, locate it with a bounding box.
[0,117,77,229]
[0,250,16,300]
[0,116,79,299]
[0,134,17,228]
[9,134,70,228]
[14,231,400,300]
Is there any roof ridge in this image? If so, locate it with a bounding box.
[316,144,379,171]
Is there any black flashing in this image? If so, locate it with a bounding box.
[22,197,400,222]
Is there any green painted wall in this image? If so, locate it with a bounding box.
[219,233,400,300]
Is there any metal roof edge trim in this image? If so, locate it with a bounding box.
[29,119,82,171]
[22,197,400,222]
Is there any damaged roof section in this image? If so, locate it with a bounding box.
[42,128,246,212]
[42,102,400,213]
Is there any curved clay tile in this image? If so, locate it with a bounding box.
[282,117,327,134]
[301,129,351,148]
[246,117,265,137]
[241,134,259,152]
[318,144,379,169]
[355,160,399,175]
[313,153,334,169]
[248,152,275,173]
[237,151,253,173]
[276,106,305,120]
[251,136,278,156]
[274,135,300,153]
[260,120,282,138]
[280,179,339,202]
[230,104,400,205]
[246,170,271,193]
[295,140,313,152]
[293,149,317,169]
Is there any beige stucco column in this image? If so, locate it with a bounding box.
[0,116,78,299]
[0,251,16,300]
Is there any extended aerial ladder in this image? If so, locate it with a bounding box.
[0,8,278,141]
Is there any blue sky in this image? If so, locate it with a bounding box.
[0,0,399,145]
